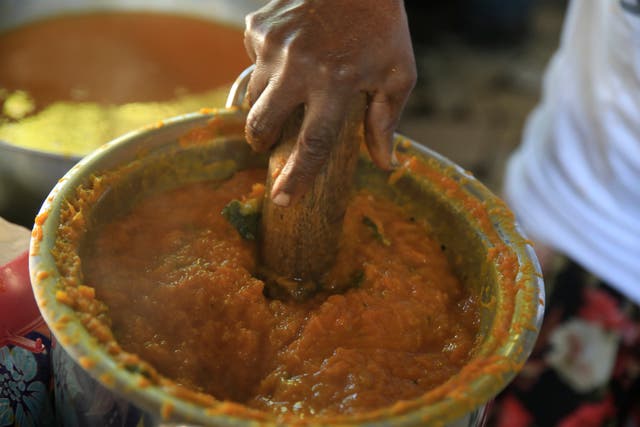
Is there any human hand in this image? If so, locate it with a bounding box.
[244,0,416,206]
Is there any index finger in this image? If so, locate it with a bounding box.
[270,92,350,206]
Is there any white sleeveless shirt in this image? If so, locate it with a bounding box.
[504,0,640,303]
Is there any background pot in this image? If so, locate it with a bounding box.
[0,0,262,226]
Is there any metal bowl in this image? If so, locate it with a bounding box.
[29,93,544,425]
[0,140,79,226]
[0,0,262,226]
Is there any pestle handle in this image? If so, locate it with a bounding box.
[260,94,367,300]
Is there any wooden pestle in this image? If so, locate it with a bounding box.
[260,94,367,300]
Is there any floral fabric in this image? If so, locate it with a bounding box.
[489,258,640,427]
[0,331,54,427]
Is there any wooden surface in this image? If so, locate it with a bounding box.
[260,95,366,300]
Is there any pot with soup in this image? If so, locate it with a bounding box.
[28,70,544,426]
[0,0,258,226]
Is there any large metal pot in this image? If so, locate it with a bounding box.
[29,68,545,426]
[0,0,262,226]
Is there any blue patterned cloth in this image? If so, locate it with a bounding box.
[0,332,54,427]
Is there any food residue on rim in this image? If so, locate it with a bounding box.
[37,117,540,424]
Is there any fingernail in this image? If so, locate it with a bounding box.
[272,192,291,207]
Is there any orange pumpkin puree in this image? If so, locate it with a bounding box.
[82,169,479,417]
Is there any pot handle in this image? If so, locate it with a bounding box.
[2,333,45,353]
[225,65,255,109]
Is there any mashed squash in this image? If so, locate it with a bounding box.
[82,169,479,417]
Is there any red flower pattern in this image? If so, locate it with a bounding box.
[557,395,616,427]
[579,288,638,343]
[494,394,533,427]
[489,258,640,427]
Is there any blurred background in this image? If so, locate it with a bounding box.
[401,0,567,192]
